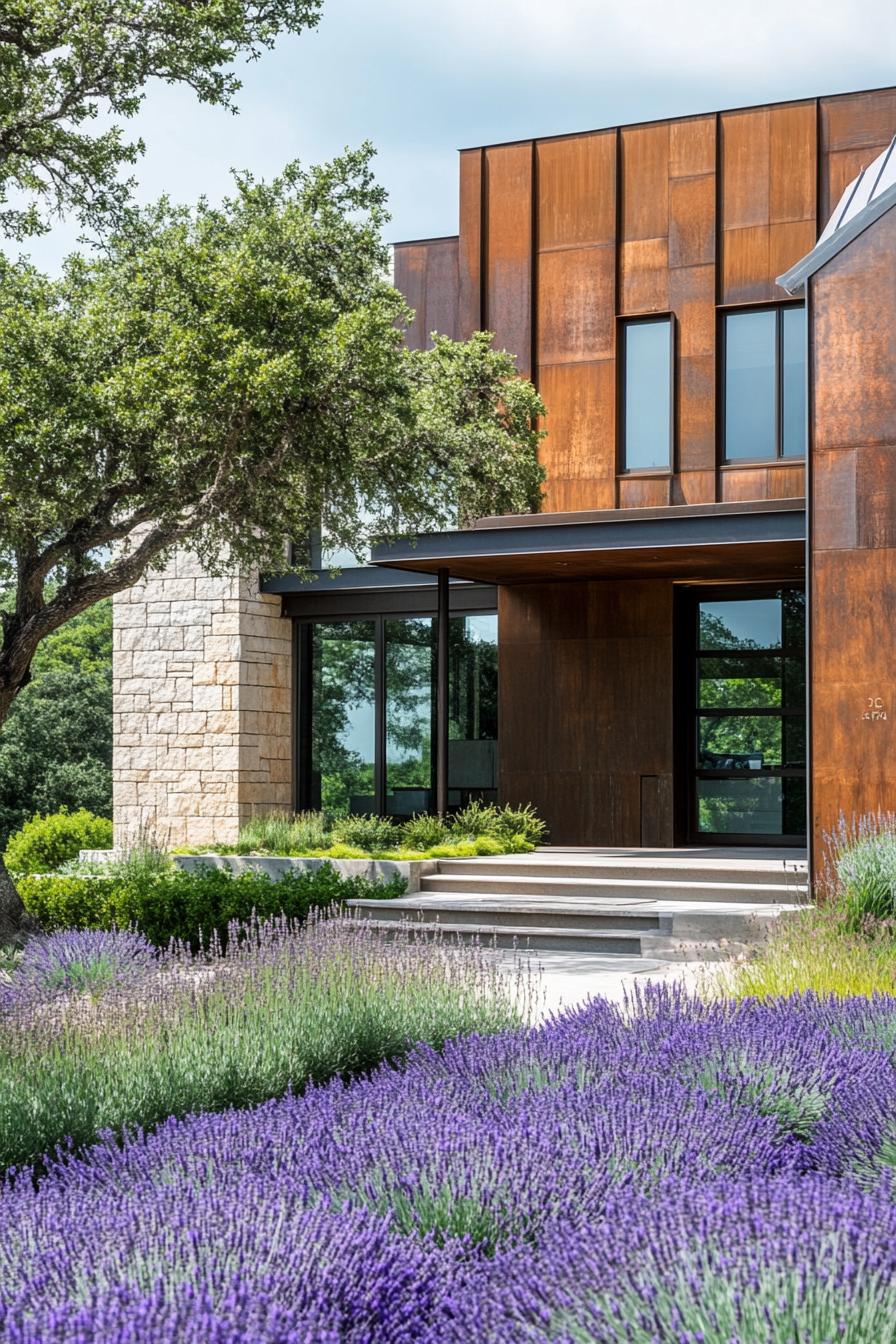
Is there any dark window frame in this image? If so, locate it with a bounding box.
[294,606,498,817]
[720,301,806,467]
[617,313,676,476]
[676,583,807,847]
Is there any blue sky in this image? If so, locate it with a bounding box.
[19,0,896,273]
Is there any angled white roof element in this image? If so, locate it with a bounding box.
[778,135,896,294]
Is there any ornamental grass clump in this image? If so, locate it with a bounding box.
[7,988,896,1338]
[0,912,528,1173]
[718,903,896,1000]
[829,811,896,925]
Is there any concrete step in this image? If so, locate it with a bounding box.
[350,897,665,933]
[359,918,646,955]
[419,873,805,904]
[348,895,803,953]
[433,857,808,889]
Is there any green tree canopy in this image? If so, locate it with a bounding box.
[0,0,322,237]
[0,146,545,936]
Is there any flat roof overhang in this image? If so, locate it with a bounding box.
[371,499,806,585]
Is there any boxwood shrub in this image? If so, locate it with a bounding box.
[17,863,406,949]
[4,808,113,875]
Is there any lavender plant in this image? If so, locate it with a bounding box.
[0,912,530,1171]
[0,928,158,1011]
[2,987,896,1339]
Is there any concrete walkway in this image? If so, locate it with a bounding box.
[493,947,715,1022]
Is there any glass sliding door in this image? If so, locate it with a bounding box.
[309,620,376,815]
[449,614,498,803]
[690,588,806,843]
[385,617,435,818]
[300,609,498,818]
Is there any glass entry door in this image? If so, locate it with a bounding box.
[687,587,806,844]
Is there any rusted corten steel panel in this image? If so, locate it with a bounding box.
[721,101,817,304]
[395,88,896,518]
[393,238,459,352]
[535,131,617,512]
[538,361,617,511]
[620,122,671,313]
[498,580,675,846]
[820,89,896,221]
[809,205,896,873]
[483,142,533,378]
[668,116,717,500]
[457,149,483,338]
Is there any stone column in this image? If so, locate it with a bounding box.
[112,552,292,849]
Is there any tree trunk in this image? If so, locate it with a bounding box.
[0,853,35,945]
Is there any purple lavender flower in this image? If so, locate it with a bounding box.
[0,928,158,1011]
[1,983,896,1339]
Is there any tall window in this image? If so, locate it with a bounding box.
[621,317,673,471]
[691,589,806,843]
[723,304,806,462]
[302,612,497,817]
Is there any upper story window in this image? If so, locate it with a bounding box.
[723,304,806,462]
[621,316,673,472]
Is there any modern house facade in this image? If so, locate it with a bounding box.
[113,85,896,880]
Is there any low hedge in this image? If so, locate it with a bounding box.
[17,864,407,948]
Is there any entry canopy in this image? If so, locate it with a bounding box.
[779,135,896,294]
[371,500,806,586]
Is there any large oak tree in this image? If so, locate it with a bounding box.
[0,147,545,937]
[0,0,322,237]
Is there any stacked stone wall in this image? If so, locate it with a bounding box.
[112,551,292,848]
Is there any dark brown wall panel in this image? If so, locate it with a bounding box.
[618,476,671,508]
[393,238,459,352]
[394,244,426,350]
[458,149,483,338]
[721,101,816,303]
[484,142,533,377]
[499,580,674,845]
[810,205,896,875]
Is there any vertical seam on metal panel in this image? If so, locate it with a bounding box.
[530,139,538,388]
[374,616,386,816]
[815,97,823,235]
[479,147,487,330]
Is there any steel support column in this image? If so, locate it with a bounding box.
[435,567,450,816]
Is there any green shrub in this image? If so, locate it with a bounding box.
[492,803,547,847]
[401,813,451,850]
[449,801,546,847]
[828,813,896,926]
[17,863,407,948]
[235,810,331,855]
[4,808,113,875]
[331,813,398,851]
